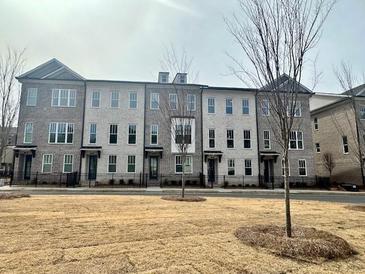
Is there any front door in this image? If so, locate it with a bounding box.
[208,159,216,184]
[24,155,32,180]
[88,155,97,180]
[149,156,158,180]
[263,159,274,186]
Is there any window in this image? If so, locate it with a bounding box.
[242,98,249,115]
[127,155,136,173]
[228,159,235,175]
[26,88,37,106]
[108,155,117,173]
[111,91,119,108]
[315,143,320,153]
[42,154,53,173]
[128,124,137,144]
[314,117,319,130]
[169,93,177,110]
[175,124,191,144]
[226,98,233,114]
[150,93,159,109]
[342,136,349,154]
[92,91,100,108]
[208,98,215,114]
[129,92,137,109]
[208,129,215,148]
[262,99,269,116]
[89,123,96,144]
[109,124,118,144]
[48,122,74,144]
[263,130,270,149]
[288,102,302,117]
[281,159,290,176]
[150,124,158,145]
[175,155,192,173]
[52,89,76,107]
[360,106,365,120]
[187,94,196,111]
[289,131,303,149]
[298,159,307,176]
[243,130,251,149]
[245,159,252,176]
[227,129,234,148]
[63,154,73,173]
[24,123,33,143]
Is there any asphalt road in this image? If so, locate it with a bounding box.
[6,190,365,204]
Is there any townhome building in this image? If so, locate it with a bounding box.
[202,87,258,186]
[310,85,365,186]
[257,75,315,187]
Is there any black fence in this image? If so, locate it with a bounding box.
[11,172,79,187]
[258,175,331,189]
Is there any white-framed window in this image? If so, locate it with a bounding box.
[109,124,118,144]
[48,122,74,144]
[110,91,119,108]
[108,155,117,173]
[150,93,159,109]
[289,131,303,150]
[208,129,215,148]
[262,99,269,116]
[242,98,249,115]
[24,122,33,143]
[342,136,349,154]
[175,155,192,174]
[128,124,137,144]
[175,124,192,144]
[63,154,73,173]
[127,155,136,173]
[281,159,290,176]
[129,92,137,109]
[314,117,319,130]
[244,159,252,176]
[360,106,365,120]
[91,91,100,108]
[169,93,177,110]
[263,130,270,149]
[298,159,307,176]
[150,124,158,145]
[42,154,53,173]
[227,129,234,148]
[315,143,320,153]
[26,88,37,106]
[226,98,233,114]
[52,89,76,107]
[288,102,302,117]
[89,123,97,144]
[208,97,215,114]
[227,159,235,175]
[187,94,196,111]
[243,130,251,149]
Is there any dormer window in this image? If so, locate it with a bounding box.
[158,72,169,83]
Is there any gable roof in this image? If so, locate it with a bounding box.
[260,74,312,94]
[341,83,365,97]
[17,58,85,81]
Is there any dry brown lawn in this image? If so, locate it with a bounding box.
[0,195,364,274]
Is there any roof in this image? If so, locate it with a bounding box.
[17,58,85,81]
[342,83,365,97]
[206,86,256,92]
[310,97,350,115]
[260,74,312,94]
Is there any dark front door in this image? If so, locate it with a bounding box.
[208,159,216,183]
[264,159,274,186]
[149,156,158,180]
[24,155,32,180]
[88,155,98,180]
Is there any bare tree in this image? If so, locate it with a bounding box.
[225,0,335,237]
[0,48,25,164]
[322,152,335,182]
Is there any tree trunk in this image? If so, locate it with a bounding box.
[283,151,292,237]
[181,170,185,198]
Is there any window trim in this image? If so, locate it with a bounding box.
[360,106,365,120]
[315,143,320,153]
[289,131,304,150]
[110,90,120,108]
[108,124,118,145]
[225,98,233,114]
[243,129,251,149]
[187,94,196,111]
[108,155,117,173]
[150,93,160,110]
[342,135,349,154]
[51,89,76,107]
[42,154,53,173]
[127,155,136,173]
[48,122,74,144]
[207,97,216,114]
[91,91,100,108]
[281,159,291,176]
[263,130,271,150]
[63,154,73,173]
[169,93,178,110]
[227,159,235,176]
[298,159,307,176]
[262,99,270,116]
[128,124,137,145]
[26,88,38,106]
[242,98,249,115]
[150,124,158,145]
[128,92,138,109]
[24,122,33,144]
[244,159,253,176]
[89,123,97,144]
[175,155,193,174]
[208,128,215,148]
[314,117,319,130]
[227,129,234,149]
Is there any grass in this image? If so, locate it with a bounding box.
[0,195,363,273]
[161,195,206,202]
[0,192,30,200]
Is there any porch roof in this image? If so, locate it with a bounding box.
[80,146,102,158]
[203,150,223,162]
[13,145,37,158]
[259,151,280,162]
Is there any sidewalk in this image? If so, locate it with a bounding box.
[1,185,364,195]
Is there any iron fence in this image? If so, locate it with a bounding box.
[11,172,79,187]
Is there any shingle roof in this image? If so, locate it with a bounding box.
[260,74,312,94]
[341,84,365,97]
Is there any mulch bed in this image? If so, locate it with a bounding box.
[0,193,30,200]
[235,225,356,262]
[345,205,365,212]
[161,195,206,202]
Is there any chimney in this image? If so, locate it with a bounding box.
[158,72,169,83]
[173,73,187,84]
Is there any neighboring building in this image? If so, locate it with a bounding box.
[310,85,365,186]
[257,75,315,187]
[0,127,17,176]
[202,87,258,186]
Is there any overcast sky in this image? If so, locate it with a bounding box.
[0,0,364,93]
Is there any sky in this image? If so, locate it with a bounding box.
[0,0,364,93]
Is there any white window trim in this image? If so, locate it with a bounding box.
[24,122,33,144]
[243,129,251,149]
[128,124,137,145]
[89,123,97,144]
[227,159,235,176]
[315,143,321,153]
[225,98,233,114]
[48,122,74,144]
[187,94,196,111]
[263,130,271,150]
[91,91,100,108]
[127,155,136,173]
[128,92,138,109]
[51,89,76,107]
[298,159,307,176]
[108,155,117,173]
[175,155,193,174]
[262,99,270,116]
[360,106,365,120]
[150,93,159,110]
[110,91,120,108]
[108,124,118,145]
[26,88,37,106]
[227,129,234,149]
[244,159,253,176]
[289,131,304,150]
[42,154,53,173]
[281,159,290,176]
[242,98,250,115]
[63,154,73,173]
[208,128,215,148]
[342,136,349,154]
[314,118,319,130]
[150,124,159,145]
[207,97,216,114]
[169,93,178,110]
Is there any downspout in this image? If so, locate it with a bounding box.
[200,86,204,187]
[78,80,87,184]
[142,83,147,187]
[255,90,261,186]
[352,97,365,186]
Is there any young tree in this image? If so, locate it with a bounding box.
[322,152,335,182]
[0,48,25,165]
[225,0,335,237]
